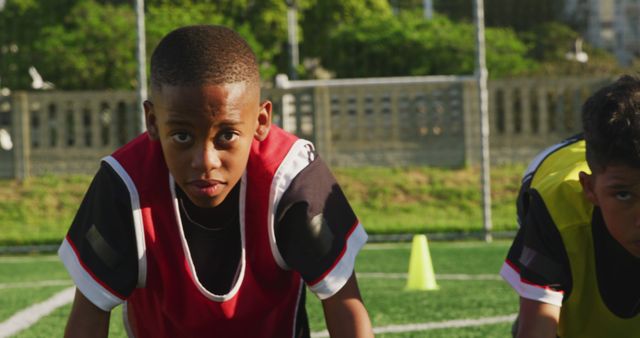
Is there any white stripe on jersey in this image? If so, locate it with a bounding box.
[58,238,124,311]
[500,261,564,307]
[309,224,368,300]
[102,156,147,288]
[169,173,247,302]
[522,136,581,184]
[268,139,317,270]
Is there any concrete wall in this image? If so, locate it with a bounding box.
[482,77,612,165]
[0,76,614,179]
[1,91,140,178]
[269,77,470,167]
[273,75,612,167]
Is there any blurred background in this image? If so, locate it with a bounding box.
[1,2,639,336]
[0,0,639,242]
[1,0,638,89]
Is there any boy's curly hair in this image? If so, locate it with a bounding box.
[583,75,640,172]
[150,25,259,90]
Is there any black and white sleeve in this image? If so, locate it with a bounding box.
[58,162,138,311]
[275,157,368,300]
[500,190,571,307]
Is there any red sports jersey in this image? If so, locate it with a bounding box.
[59,126,368,338]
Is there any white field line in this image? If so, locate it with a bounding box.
[0,244,501,335]
[358,272,502,281]
[0,255,59,263]
[0,286,75,338]
[362,243,411,250]
[362,242,510,250]
[0,274,500,290]
[0,280,72,290]
[0,275,505,337]
[310,313,517,338]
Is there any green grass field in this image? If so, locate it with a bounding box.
[0,165,524,245]
[0,240,518,337]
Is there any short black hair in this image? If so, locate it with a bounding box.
[150,25,259,90]
[583,75,640,171]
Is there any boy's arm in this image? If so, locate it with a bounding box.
[321,273,373,338]
[59,164,139,336]
[273,154,371,335]
[64,288,110,338]
[516,297,560,338]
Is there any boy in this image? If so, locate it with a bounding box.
[500,75,640,337]
[59,25,373,338]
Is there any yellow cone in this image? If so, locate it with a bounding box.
[406,234,438,291]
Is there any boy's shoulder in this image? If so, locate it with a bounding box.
[251,125,300,154]
[106,133,168,193]
[112,133,159,160]
[523,135,584,183]
[525,137,593,230]
[248,126,314,172]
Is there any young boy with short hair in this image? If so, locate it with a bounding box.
[501,75,640,337]
[59,25,373,338]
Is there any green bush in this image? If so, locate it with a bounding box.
[320,13,535,78]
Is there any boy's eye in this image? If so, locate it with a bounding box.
[216,131,238,145]
[615,191,632,201]
[171,132,192,144]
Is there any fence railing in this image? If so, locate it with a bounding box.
[270,75,475,167]
[486,77,610,164]
[1,91,140,179]
[0,76,614,179]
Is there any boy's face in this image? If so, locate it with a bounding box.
[144,82,271,208]
[580,164,640,257]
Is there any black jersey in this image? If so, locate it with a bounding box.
[501,135,640,319]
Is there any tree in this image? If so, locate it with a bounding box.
[433,0,564,32]
[521,22,582,62]
[300,0,393,70]
[1,0,621,89]
[1,0,307,89]
[4,0,295,89]
[33,1,137,89]
[520,22,624,76]
[0,0,78,89]
[320,12,534,78]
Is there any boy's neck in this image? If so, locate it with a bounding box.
[177,183,240,230]
[594,208,640,261]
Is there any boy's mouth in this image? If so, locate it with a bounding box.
[187,179,226,197]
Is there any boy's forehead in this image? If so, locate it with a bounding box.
[152,81,259,105]
[596,164,640,184]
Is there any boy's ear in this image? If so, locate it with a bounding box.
[254,100,272,141]
[144,100,159,140]
[579,171,599,205]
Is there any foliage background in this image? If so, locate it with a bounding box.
[0,0,633,90]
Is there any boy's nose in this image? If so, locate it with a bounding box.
[192,143,222,172]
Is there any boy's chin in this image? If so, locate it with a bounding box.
[187,192,229,208]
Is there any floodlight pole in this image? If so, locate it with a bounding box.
[423,0,433,19]
[474,0,493,242]
[135,0,148,134]
[286,0,299,80]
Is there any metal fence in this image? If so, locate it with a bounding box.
[270,75,473,167]
[0,76,613,179]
